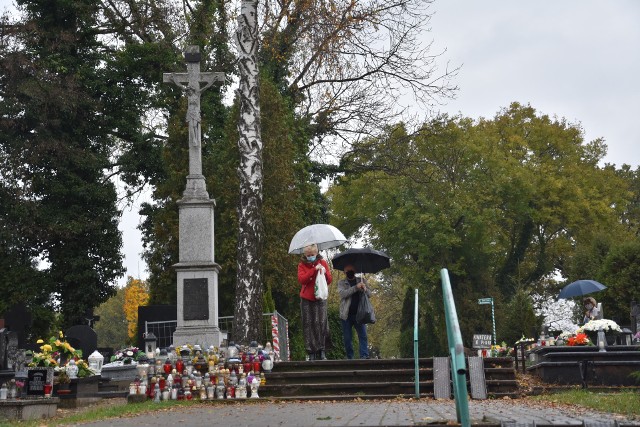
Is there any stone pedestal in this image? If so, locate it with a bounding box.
[0,398,59,421]
[101,364,138,382]
[172,191,222,348]
[527,345,640,385]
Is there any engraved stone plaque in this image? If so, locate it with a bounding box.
[184,278,209,320]
[27,367,53,396]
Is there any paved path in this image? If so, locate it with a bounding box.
[79,399,639,426]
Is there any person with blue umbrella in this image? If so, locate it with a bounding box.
[582,296,600,324]
[558,279,606,325]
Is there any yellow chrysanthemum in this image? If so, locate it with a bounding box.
[37,339,44,344]
[42,344,52,353]
[55,340,62,347]
[59,331,64,338]
[65,342,75,353]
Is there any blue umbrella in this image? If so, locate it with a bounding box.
[558,279,607,300]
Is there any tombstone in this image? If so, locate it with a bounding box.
[6,332,19,371]
[2,304,32,349]
[65,325,97,359]
[631,301,640,335]
[163,46,225,348]
[83,308,101,328]
[0,328,7,370]
[26,368,53,397]
[137,305,177,350]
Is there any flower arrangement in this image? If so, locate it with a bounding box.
[76,360,96,377]
[554,330,576,345]
[28,331,81,368]
[578,319,622,334]
[110,347,145,364]
[490,342,510,357]
[556,331,574,341]
[54,368,71,385]
[567,333,591,346]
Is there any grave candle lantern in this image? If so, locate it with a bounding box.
[164,359,173,375]
[176,358,184,374]
[144,332,157,360]
[88,350,104,374]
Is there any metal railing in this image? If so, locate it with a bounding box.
[440,268,470,427]
[145,320,177,349]
[218,311,290,361]
[145,311,289,361]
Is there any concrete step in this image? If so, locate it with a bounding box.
[271,358,435,372]
[264,368,434,385]
[263,357,520,400]
[259,380,435,398]
[257,393,435,401]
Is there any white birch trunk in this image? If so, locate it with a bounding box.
[233,0,264,344]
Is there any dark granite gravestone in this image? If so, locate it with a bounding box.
[0,328,7,370]
[631,301,640,334]
[96,347,114,363]
[64,325,97,359]
[136,305,177,350]
[2,305,32,349]
[6,332,19,371]
[26,368,52,396]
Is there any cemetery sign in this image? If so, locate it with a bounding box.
[472,334,492,349]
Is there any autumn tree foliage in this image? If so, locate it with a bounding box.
[94,287,128,350]
[123,277,150,344]
[329,103,634,353]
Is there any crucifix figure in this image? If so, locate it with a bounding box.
[163,46,225,177]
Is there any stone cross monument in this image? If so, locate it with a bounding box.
[163,46,226,347]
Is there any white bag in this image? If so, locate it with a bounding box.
[314,267,328,300]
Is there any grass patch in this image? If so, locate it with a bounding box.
[0,400,196,427]
[532,390,640,417]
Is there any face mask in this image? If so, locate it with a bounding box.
[306,255,316,262]
[585,304,593,310]
[346,271,355,279]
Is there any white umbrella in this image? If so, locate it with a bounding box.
[288,224,347,254]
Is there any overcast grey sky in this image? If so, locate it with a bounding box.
[2,1,639,286]
[429,0,640,168]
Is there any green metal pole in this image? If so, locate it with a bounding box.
[414,288,420,398]
[440,268,471,427]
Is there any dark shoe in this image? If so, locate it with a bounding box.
[319,350,327,360]
[308,352,315,361]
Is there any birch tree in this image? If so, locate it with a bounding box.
[234,0,264,344]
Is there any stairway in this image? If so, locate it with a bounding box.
[482,356,520,398]
[259,357,519,400]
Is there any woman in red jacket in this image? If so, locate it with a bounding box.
[298,243,332,360]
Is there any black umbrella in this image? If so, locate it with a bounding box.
[331,247,391,273]
[558,279,607,300]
